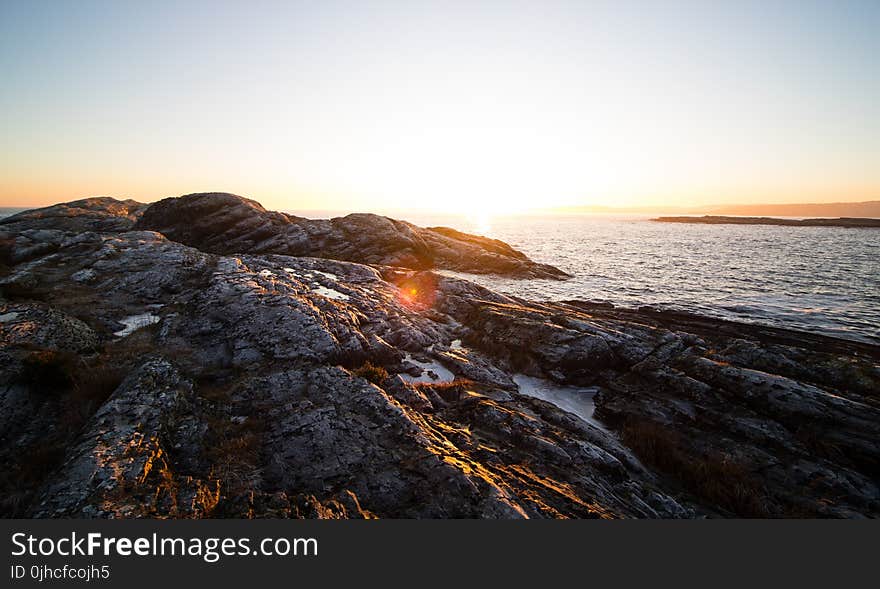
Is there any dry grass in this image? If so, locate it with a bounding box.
[21,348,125,404]
[59,359,126,433]
[352,361,389,385]
[620,419,772,517]
[416,379,475,403]
[72,362,126,404]
[204,415,265,497]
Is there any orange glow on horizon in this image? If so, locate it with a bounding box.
[2,4,878,215]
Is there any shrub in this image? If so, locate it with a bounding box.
[352,361,389,385]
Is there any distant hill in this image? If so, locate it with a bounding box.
[547,200,880,218]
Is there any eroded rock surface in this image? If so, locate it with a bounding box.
[1,195,877,518]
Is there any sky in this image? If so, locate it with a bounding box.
[1,0,879,214]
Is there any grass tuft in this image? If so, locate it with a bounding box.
[352,361,389,385]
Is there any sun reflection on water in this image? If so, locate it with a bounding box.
[466,211,492,236]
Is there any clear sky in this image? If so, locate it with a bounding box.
[1,0,878,213]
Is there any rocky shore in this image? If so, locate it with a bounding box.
[1,193,877,518]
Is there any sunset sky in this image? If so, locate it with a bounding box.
[1,0,878,213]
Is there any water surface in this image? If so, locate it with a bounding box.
[400,213,880,345]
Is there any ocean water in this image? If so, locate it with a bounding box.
[0,208,27,219]
[397,213,880,345]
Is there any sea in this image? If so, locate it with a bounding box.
[3,206,878,344]
[0,208,27,219]
[391,212,880,345]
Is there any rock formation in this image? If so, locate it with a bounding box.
[0,194,877,518]
[135,192,569,278]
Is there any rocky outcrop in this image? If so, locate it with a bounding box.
[1,193,567,278]
[0,194,877,518]
[0,197,147,233]
[134,192,568,278]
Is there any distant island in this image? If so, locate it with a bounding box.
[545,199,880,218]
[654,215,880,228]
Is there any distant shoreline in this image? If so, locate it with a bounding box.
[548,199,880,217]
[653,215,880,228]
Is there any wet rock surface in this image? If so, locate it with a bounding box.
[1,195,877,518]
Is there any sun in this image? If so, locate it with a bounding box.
[316,101,591,217]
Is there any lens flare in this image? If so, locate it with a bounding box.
[395,276,438,309]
